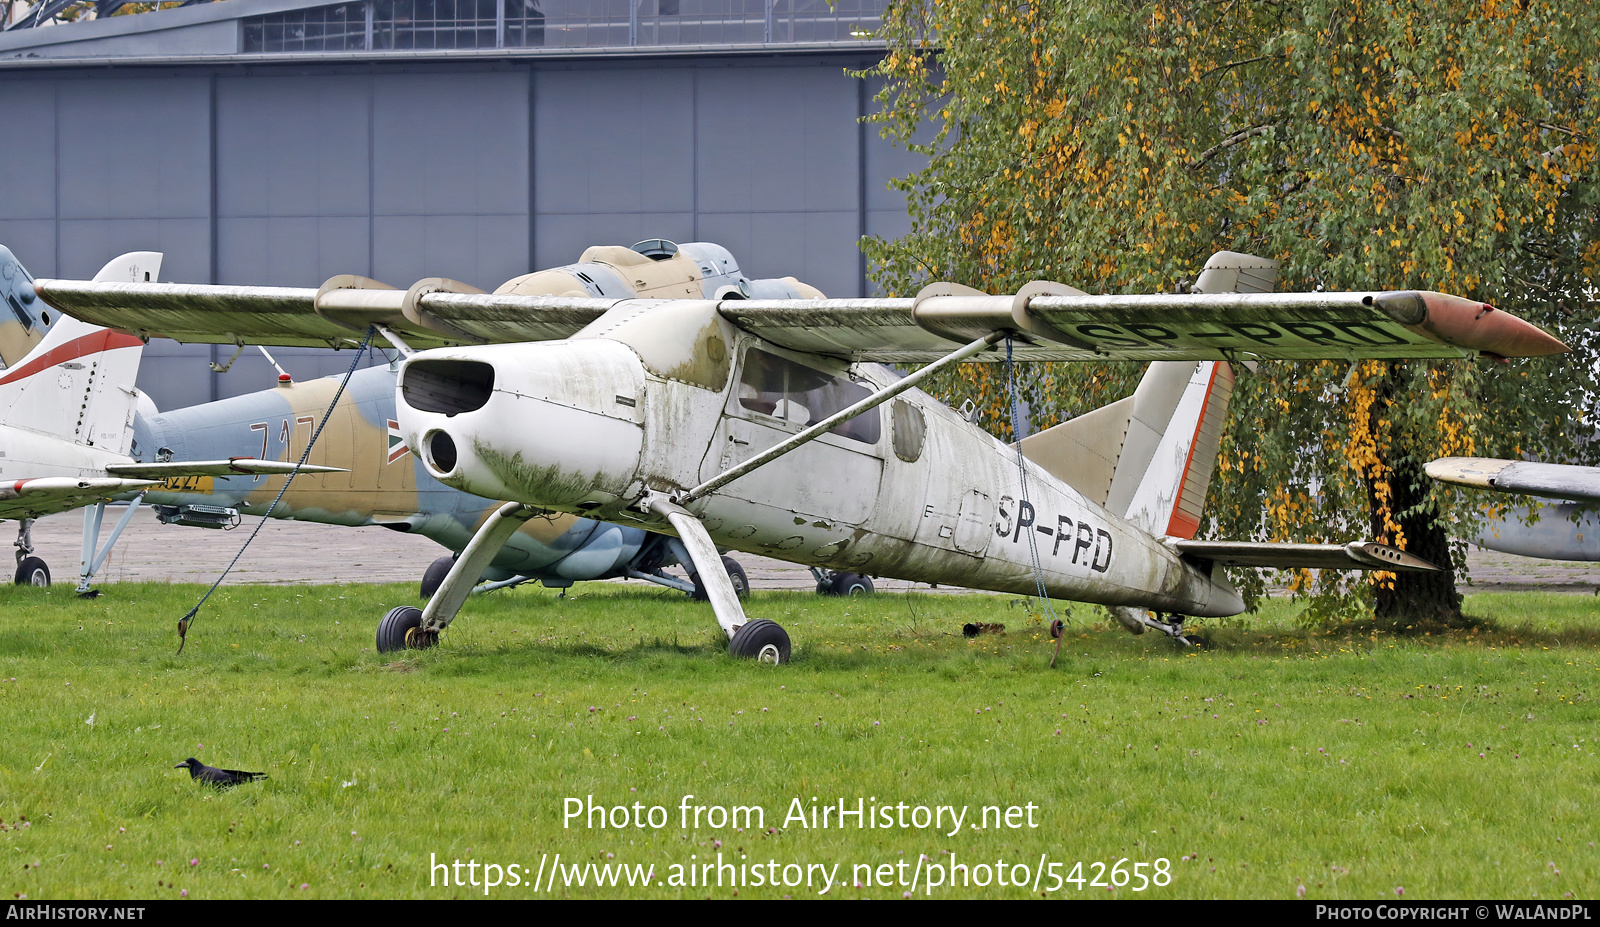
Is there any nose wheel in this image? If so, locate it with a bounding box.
[811,568,874,597]
[420,555,456,598]
[15,555,49,587]
[13,519,48,587]
[691,556,750,601]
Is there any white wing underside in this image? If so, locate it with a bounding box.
[33,282,1566,362]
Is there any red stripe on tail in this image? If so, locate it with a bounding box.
[0,329,142,387]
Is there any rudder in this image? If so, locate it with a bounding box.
[0,249,163,454]
[1018,250,1274,538]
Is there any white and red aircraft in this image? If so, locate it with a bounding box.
[0,246,340,587]
[34,243,1566,658]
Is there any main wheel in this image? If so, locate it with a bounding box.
[420,555,455,598]
[377,605,434,653]
[14,556,49,587]
[728,618,790,664]
[691,556,750,601]
[827,572,874,597]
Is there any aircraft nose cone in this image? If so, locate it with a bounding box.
[397,340,647,510]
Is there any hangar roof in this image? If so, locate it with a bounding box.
[0,0,887,66]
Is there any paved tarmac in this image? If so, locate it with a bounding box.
[14,506,1599,594]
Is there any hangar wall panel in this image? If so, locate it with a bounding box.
[531,67,698,271]
[216,216,371,287]
[694,66,859,214]
[57,78,212,228]
[217,76,373,225]
[59,218,212,287]
[0,84,58,229]
[0,54,917,412]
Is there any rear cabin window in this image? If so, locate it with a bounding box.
[737,348,881,445]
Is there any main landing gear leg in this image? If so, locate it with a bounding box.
[1108,605,1196,647]
[376,501,539,653]
[74,495,145,597]
[646,495,788,664]
[1141,612,1195,647]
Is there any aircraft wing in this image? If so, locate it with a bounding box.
[1171,539,1439,572]
[105,458,346,478]
[35,279,1564,361]
[722,291,1568,362]
[1425,457,1600,504]
[0,477,158,521]
[31,280,616,350]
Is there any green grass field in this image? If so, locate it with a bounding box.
[2,581,1597,899]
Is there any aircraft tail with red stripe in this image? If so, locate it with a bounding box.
[1019,251,1274,538]
[0,249,161,456]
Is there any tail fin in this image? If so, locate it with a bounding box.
[1019,250,1275,538]
[0,246,48,368]
[0,250,163,454]
[1021,361,1236,538]
[1106,360,1236,537]
[0,248,161,368]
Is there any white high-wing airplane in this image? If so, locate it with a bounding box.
[0,247,341,587]
[34,243,1566,658]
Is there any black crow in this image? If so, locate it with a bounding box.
[174,758,267,788]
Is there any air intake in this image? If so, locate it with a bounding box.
[401,359,495,416]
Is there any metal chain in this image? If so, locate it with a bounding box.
[1005,335,1060,626]
[177,327,378,653]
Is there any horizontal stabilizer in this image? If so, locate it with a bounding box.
[1172,539,1438,572]
[1425,457,1600,504]
[106,458,346,479]
[0,477,157,520]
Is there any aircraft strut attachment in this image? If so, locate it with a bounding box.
[678,330,1007,505]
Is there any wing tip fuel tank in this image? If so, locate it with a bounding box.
[1376,291,1569,357]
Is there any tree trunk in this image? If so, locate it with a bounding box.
[1366,364,1464,626]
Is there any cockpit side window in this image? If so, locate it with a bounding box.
[736,348,880,445]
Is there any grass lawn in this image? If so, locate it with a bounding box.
[1,581,1596,899]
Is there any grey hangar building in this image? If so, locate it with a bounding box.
[0,0,914,411]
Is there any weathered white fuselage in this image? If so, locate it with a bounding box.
[397,301,1244,617]
[0,426,130,481]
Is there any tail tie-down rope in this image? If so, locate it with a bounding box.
[1002,336,1066,667]
[177,327,377,654]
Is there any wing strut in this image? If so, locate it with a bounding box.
[677,330,1006,505]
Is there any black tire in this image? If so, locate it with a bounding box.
[827,572,874,597]
[691,556,750,601]
[420,555,455,599]
[728,618,790,664]
[14,556,49,587]
[376,605,429,653]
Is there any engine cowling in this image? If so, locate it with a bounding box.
[397,339,647,511]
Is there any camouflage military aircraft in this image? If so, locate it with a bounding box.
[1,242,870,600]
[0,247,339,586]
[35,243,1567,661]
